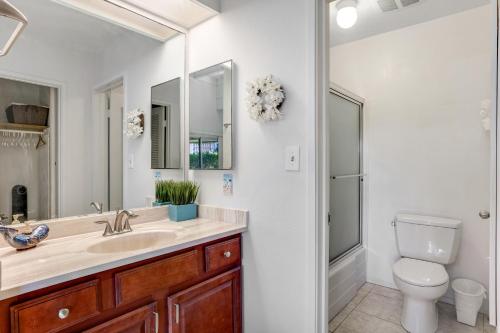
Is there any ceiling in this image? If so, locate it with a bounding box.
[118,0,217,28]
[1,0,162,55]
[330,0,491,46]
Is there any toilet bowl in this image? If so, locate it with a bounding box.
[392,214,462,333]
[393,258,449,333]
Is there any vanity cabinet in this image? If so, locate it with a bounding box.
[167,268,241,333]
[0,235,242,333]
[82,303,157,333]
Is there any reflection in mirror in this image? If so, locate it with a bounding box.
[151,78,182,169]
[0,0,185,222]
[189,61,232,170]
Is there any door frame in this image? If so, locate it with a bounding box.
[92,78,124,212]
[317,0,500,331]
[0,70,62,218]
[494,0,499,328]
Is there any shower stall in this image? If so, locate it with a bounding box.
[328,84,366,320]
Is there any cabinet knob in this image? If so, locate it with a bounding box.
[58,308,70,319]
[224,251,232,258]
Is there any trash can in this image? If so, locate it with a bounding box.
[452,279,487,326]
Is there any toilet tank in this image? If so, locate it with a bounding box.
[394,214,462,264]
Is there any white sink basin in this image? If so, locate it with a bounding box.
[87,231,176,254]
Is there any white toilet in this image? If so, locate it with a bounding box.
[392,214,462,333]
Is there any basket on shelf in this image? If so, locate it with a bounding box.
[5,103,49,126]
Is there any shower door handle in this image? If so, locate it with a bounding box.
[330,174,365,180]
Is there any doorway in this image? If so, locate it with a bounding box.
[94,81,123,212]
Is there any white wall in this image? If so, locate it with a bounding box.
[94,34,186,209]
[330,6,493,304]
[188,0,315,331]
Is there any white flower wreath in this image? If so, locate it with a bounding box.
[125,108,144,139]
[246,75,285,121]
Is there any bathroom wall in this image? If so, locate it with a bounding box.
[94,34,186,209]
[0,25,96,218]
[188,0,316,331]
[330,6,492,305]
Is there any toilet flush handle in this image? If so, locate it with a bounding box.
[479,210,490,219]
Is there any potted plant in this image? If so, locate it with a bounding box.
[167,181,200,222]
[153,180,174,206]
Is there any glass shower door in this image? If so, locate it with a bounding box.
[328,89,363,263]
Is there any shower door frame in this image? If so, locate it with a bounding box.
[328,83,365,265]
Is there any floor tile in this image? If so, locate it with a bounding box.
[329,303,356,332]
[358,283,375,296]
[370,284,403,300]
[436,302,483,333]
[356,292,403,325]
[349,290,369,308]
[335,310,406,333]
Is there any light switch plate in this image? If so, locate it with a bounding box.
[128,154,134,169]
[285,145,300,171]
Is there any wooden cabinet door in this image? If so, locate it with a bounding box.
[167,268,241,333]
[83,303,157,333]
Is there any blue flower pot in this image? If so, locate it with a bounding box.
[168,203,198,222]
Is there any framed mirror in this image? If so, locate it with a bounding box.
[189,60,233,170]
[151,78,182,169]
[0,0,185,222]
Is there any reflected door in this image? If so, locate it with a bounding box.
[328,89,363,262]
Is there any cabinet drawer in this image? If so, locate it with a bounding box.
[115,250,200,306]
[205,238,241,273]
[10,280,101,333]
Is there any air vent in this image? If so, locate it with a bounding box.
[377,0,398,12]
[400,0,419,7]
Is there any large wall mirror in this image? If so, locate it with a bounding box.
[189,60,233,170]
[0,0,185,222]
[151,78,182,169]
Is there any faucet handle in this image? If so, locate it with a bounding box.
[126,210,138,218]
[95,220,114,236]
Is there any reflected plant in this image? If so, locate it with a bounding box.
[167,181,200,206]
[155,180,175,203]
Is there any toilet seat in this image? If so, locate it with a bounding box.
[393,258,448,287]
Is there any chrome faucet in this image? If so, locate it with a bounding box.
[90,202,103,214]
[94,209,137,237]
[114,209,136,233]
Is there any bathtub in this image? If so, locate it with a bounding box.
[328,247,367,320]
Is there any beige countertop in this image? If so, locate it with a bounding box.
[0,213,247,301]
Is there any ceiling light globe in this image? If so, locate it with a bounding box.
[336,6,358,29]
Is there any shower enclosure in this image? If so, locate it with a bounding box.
[329,85,364,263]
[327,84,366,320]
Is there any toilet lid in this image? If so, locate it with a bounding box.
[393,258,449,287]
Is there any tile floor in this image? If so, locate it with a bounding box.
[329,283,496,333]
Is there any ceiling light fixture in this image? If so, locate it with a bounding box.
[336,0,358,29]
[0,0,28,56]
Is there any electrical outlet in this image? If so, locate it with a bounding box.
[223,174,233,195]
